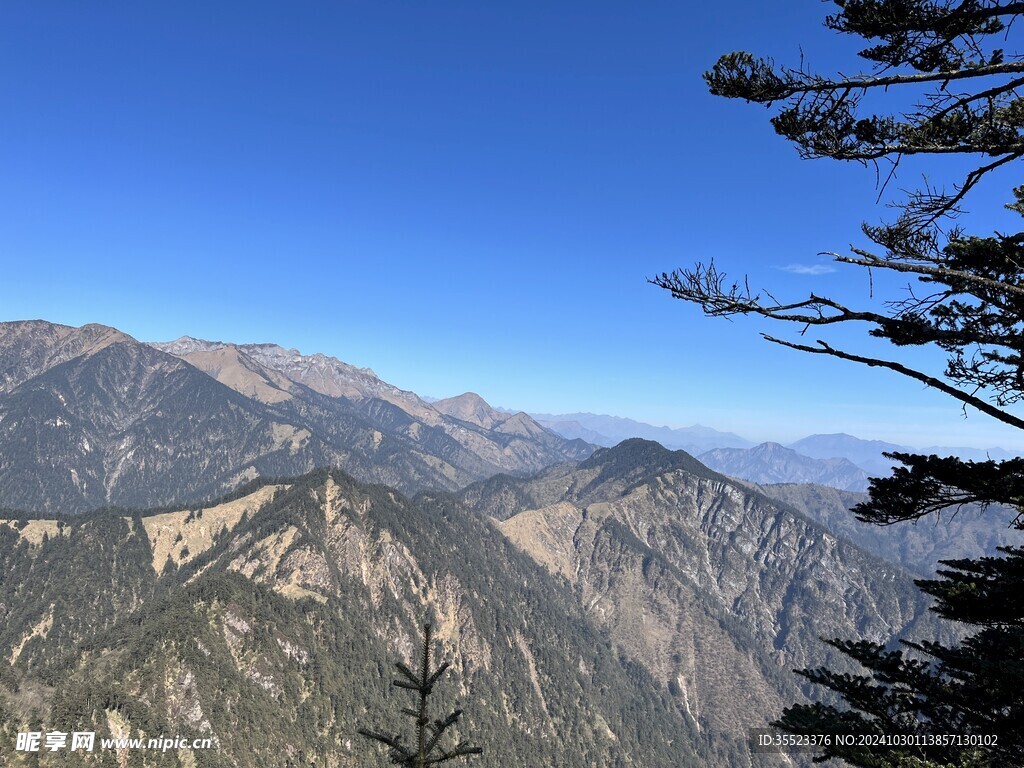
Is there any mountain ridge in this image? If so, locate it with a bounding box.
[0,321,592,514]
[530,411,1020,480]
[529,411,754,453]
[0,446,940,766]
[0,466,714,766]
[457,439,942,753]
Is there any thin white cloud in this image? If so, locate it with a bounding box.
[777,263,837,275]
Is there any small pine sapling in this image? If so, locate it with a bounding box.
[358,623,482,767]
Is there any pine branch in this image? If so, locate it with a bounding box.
[833,243,1024,298]
[708,54,1024,102]
[358,623,482,766]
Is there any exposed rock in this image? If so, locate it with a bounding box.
[464,439,932,741]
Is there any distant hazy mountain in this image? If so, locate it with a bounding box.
[699,442,870,491]
[785,434,909,475]
[0,321,591,514]
[787,432,1020,476]
[523,417,611,445]
[917,442,1019,463]
[530,412,753,453]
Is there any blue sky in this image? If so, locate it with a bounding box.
[3,1,1022,449]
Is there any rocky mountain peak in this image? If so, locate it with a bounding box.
[151,336,228,356]
[236,343,393,400]
[495,410,549,437]
[753,441,789,454]
[0,320,133,394]
[432,392,505,428]
[580,438,691,474]
[243,343,376,375]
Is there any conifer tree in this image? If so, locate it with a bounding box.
[653,2,1024,765]
[358,623,482,767]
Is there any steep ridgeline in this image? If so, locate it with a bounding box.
[0,321,344,514]
[458,440,937,757]
[0,470,724,767]
[151,337,591,486]
[0,321,589,514]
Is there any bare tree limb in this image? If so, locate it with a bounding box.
[763,335,1024,430]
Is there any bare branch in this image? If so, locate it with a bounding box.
[913,151,1024,224]
[763,335,1024,430]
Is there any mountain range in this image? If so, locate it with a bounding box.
[528,412,754,453]
[0,321,589,514]
[697,442,870,491]
[0,318,1008,766]
[0,440,941,767]
[534,413,1020,490]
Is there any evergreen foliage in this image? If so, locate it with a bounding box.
[358,622,482,766]
[652,2,1024,765]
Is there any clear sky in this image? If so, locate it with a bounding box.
[3,1,1022,450]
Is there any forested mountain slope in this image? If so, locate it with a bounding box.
[0,470,709,767]
[459,440,939,748]
[0,450,937,766]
